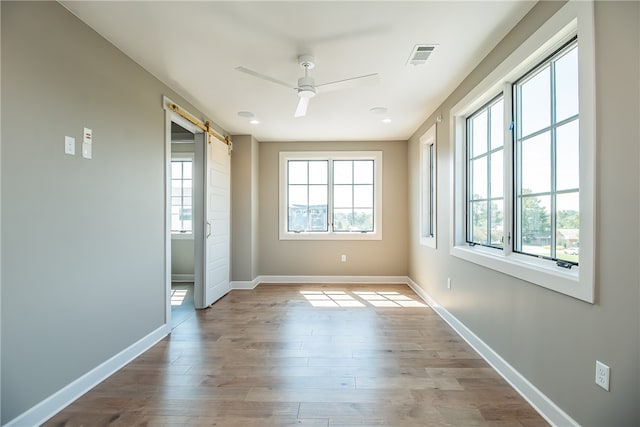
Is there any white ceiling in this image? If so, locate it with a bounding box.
[60,1,535,142]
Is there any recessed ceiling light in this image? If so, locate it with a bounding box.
[370,107,388,115]
[249,119,260,125]
[237,111,254,118]
[382,118,392,123]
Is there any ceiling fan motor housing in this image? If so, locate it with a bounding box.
[297,75,316,98]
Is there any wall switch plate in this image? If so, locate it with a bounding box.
[341,254,347,262]
[595,361,610,391]
[64,136,75,155]
[447,278,451,289]
[83,127,93,144]
[82,142,92,159]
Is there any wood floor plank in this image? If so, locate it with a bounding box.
[44,284,548,426]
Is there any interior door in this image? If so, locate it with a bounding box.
[202,135,231,306]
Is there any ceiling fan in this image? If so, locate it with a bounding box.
[236,54,379,118]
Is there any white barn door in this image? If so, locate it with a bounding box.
[203,136,231,307]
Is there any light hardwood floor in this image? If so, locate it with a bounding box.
[45,284,548,426]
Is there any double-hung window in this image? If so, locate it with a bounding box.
[279,151,382,240]
[451,1,595,302]
[171,157,193,235]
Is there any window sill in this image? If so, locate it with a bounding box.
[451,244,592,303]
[280,231,382,241]
[420,236,437,249]
[171,232,194,240]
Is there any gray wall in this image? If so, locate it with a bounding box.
[258,140,408,277]
[0,2,210,422]
[231,135,260,282]
[407,2,639,426]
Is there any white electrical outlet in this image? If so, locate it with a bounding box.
[595,361,610,391]
[341,254,347,263]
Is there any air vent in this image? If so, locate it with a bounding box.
[407,44,436,66]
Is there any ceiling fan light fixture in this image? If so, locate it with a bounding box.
[298,87,316,98]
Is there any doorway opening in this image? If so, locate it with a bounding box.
[170,122,196,328]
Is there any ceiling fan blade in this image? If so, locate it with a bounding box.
[294,97,309,118]
[316,73,379,93]
[235,66,295,89]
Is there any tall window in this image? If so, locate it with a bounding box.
[467,96,504,249]
[450,1,595,302]
[420,124,437,248]
[171,159,193,234]
[514,39,579,264]
[280,151,382,240]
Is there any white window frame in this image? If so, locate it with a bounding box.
[279,151,383,240]
[420,124,437,248]
[450,0,595,303]
[171,153,194,239]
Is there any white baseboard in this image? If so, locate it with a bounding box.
[255,275,409,285]
[230,278,260,290]
[5,324,170,427]
[406,278,578,427]
[171,273,194,282]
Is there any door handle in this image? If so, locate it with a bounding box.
[206,221,212,238]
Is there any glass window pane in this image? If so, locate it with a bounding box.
[471,157,487,199]
[519,195,551,258]
[182,162,192,179]
[334,185,353,208]
[182,196,192,210]
[309,205,327,231]
[490,99,504,149]
[171,214,180,229]
[333,161,352,184]
[353,185,373,208]
[171,162,182,179]
[288,207,307,231]
[556,192,580,263]
[308,161,328,184]
[288,161,308,184]
[471,110,488,157]
[172,184,182,197]
[288,185,308,207]
[308,184,327,206]
[333,208,353,231]
[490,200,504,247]
[556,120,579,191]
[182,179,192,195]
[469,200,488,245]
[181,220,192,232]
[353,161,373,184]
[520,132,551,194]
[171,205,181,214]
[353,209,373,231]
[490,151,503,198]
[555,46,579,122]
[521,65,551,137]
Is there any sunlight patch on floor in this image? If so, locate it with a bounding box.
[300,290,426,308]
[171,289,189,306]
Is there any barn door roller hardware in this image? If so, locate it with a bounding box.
[167,101,232,154]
